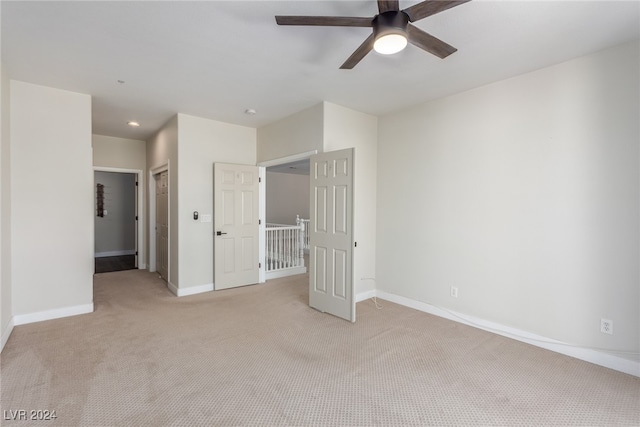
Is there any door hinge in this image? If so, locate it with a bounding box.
[259,177,262,183]
[135,181,138,186]
[355,241,357,247]
[259,219,261,225]
[135,216,138,220]
[135,251,138,256]
[259,262,261,268]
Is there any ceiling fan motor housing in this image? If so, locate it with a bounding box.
[373,11,410,40]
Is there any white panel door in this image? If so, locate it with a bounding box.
[214,163,259,290]
[309,148,354,322]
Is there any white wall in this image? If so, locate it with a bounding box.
[324,102,378,296]
[1,61,13,347]
[177,113,256,290]
[257,103,323,163]
[377,41,639,362]
[94,171,136,256]
[266,171,309,224]
[93,134,146,171]
[10,81,93,316]
[147,115,179,286]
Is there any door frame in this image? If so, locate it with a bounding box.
[93,166,144,269]
[257,150,318,283]
[148,163,169,274]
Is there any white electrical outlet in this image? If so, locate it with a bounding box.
[450,286,458,298]
[600,318,613,335]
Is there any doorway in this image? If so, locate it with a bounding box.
[94,169,141,273]
[258,149,355,322]
[264,159,310,278]
[259,151,315,283]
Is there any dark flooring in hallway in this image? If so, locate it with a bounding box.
[95,255,136,274]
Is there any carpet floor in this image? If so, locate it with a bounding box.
[1,270,638,426]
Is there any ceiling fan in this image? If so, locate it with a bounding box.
[276,0,471,69]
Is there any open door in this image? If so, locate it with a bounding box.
[214,163,260,290]
[309,148,355,322]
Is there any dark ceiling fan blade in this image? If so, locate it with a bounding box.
[407,24,457,58]
[275,16,372,27]
[403,0,471,22]
[340,34,375,69]
[377,0,400,13]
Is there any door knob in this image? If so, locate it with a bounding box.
[216,231,227,236]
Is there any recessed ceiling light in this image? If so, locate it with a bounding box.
[245,108,257,115]
[127,121,140,127]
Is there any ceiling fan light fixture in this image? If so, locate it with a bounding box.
[275,0,468,69]
[372,11,410,55]
[374,33,408,55]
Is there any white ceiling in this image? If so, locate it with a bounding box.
[2,1,638,141]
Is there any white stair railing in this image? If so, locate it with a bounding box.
[265,223,305,274]
[264,216,310,279]
[296,215,310,251]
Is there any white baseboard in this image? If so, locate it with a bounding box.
[167,281,213,297]
[266,267,307,280]
[1,317,15,352]
[95,250,136,258]
[13,303,94,326]
[356,289,377,303]
[374,290,639,378]
[138,263,147,269]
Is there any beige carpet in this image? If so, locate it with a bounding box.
[1,270,639,426]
